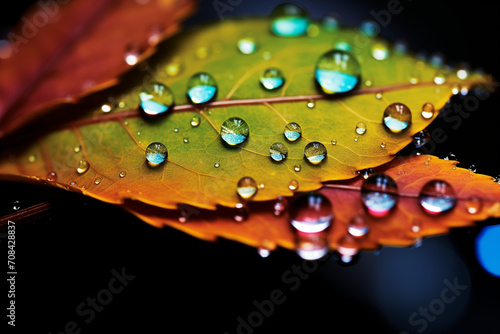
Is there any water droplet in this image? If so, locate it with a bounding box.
[294,164,301,172]
[195,46,209,60]
[237,177,258,200]
[469,164,477,173]
[411,219,422,233]
[283,122,302,141]
[69,181,78,187]
[174,128,179,133]
[371,41,390,60]
[214,162,220,168]
[430,53,445,68]
[221,117,249,146]
[457,69,468,80]
[413,130,430,148]
[296,230,329,260]
[77,160,89,174]
[139,82,174,116]
[146,23,165,46]
[394,40,408,54]
[451,83,461,95]
[237,37,257,54]
[304,142,327,165]
[421,102,435,120]
[355,122,367,135]
[190,115,201,127]
[465,196,482,215]
[444,152,457,161]
[322,14,340,31]
[306,99,315,108]
[74,144,82,153]
[47,171,57,182]
[124,42,142,65]
[13,201,20,211]
[94,177,102,185]
[334,41,351,51]
[359,20,379,37]
[273,196,288,216]
[409,72,420,84]
[258,247,271,258]
[270,3,310,37]
[101,102,115,113]
[146,142,168,166]
[331,139,337,145]
[375,91,383,100]
[166,59,183,76]
[348,215,369,237]
[360,168,374,179]
[119,171,127,178]
[380,141,387,148]
[183,137,189,144]
[28,154,36,163]
[419,180,457,215]
[306,23,320,37]
[290,192,333,233]
[187,72,217,104]
[259,67,285,90]
[361,174,398,217]
[383,103,412,133]
[270,142,288,162]
[354,136,359,142]
[434,71,446,85]
[337,234,359,263]
[137,131,141,136]
[288,179,299,191]
[364,78,373,87]
[233,202,249,222]
[315,50,361,94]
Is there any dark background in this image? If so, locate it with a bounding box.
[1,0,500,333]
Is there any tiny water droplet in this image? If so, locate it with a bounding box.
[383,103,412,133]
[273,196,288,216]
[421,102,435,120]
[315,50,361,94]
[258,247,271,258]
[288,179,299,191]
[371,41,390,60]
[214,162,220,168]
[355,122,367,135]
[334,41,351,51]
[304,142,327,164]
[306,99,315,108]
[124,42,142,65]
[187,72,218,104]
[69,181,78,186]
[101,102,115,113]
[74,144,82,153]
[94,177,102,185]
[174,128,179,133]
[270,142,288,162]
[139,82,174,116]
[13,201,20,211]
[360,168,374,179]
[433,71,446,85]
[166,59,183,76]
[469,164,477,173]
[294,164,301,172]
[411,219,422,233]
[361,174,398,217]
[221,117,249,146]
[28,154,36,163]
[270,3,310,37]
[237,37,257,55]
[430,52,445,68]
[47,171,57,182]
[337,234,359,263]
[380,141,387,148]
[190,115,201,127]
[290,192,333,233]
[394,40,408,54]
[146,23,165,46]
[359,20,379,37]
[465,196,482,215]
[348,215,369,237]
[77,160,89,174]
[237,177,258,200]
[409,73,420,85]
[375,91,383,100]
[419,180,457,214]
[146,142,168,165]
[183,137,189,143]
[322,13,340,32]
[137,131,141,136]
[331,139,337,145]
[259,67,285,90]
[457,69,468,80]
[413,130,430,148]
[283,122,302,141]
[178,216,187,224]
[233,203,249,222]
[354,136,359,142]
[424,161,429,166]
[119,171,127,178]
[364,78,373,87]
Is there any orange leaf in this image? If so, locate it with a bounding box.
[122,155,500,255]
[0,0,196,139]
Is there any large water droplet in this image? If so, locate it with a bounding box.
[361,174,398,217]
[221,117,249,146]
[290,192,333,233]
[237,177,258,200]
[304,142,327,165]
[77,160,89,174]
[283,122,302,141]
[270,142,288,162]
[139,83,174,116]
[419,180,457,215]
[315,50,361,94]
[355,122,367,135]
[348,215,369,237]
[190,115,201,127]
[146,142,168,165]
[270,3,310,37]
[237,37,257,54]
[383,103,412,133]
[259,68,285,90]
[187,72,217,104]
[413,130,430,148]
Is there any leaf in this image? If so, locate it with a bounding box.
[0,0,196,139]
[121,155,500,252]
[0,18,491,211]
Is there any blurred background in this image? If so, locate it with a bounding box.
[1,0,499,333]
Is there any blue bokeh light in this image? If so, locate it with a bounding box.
[475,225,500,277]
